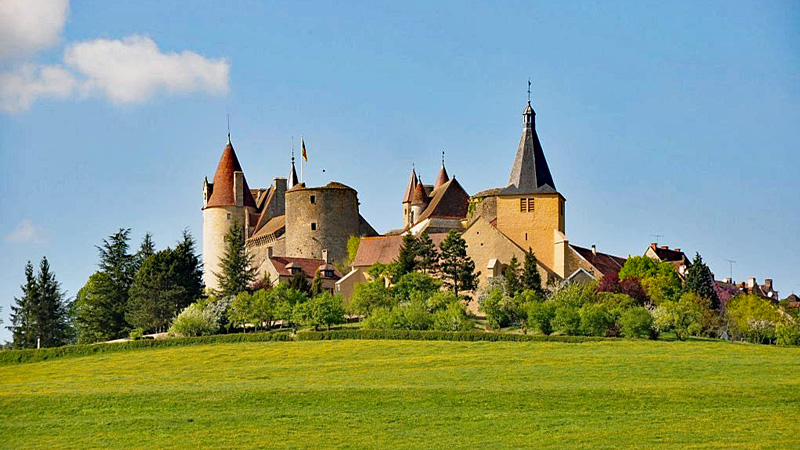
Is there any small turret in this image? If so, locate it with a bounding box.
[410,177,429,225]
[401,165,418,228]
[434,152,449,190]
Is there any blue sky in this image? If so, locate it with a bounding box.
[0,1,798,342]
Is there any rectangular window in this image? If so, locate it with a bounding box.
[311,222,317,231]
[520,199,527,212]
[527,198,535,211]
[310,195,316,204]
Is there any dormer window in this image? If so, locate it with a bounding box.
[290,267,302,275]
[324,269,335,278]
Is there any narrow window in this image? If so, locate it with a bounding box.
[311,222,317,231]
[525,232,528,241]
[226,212,232,220]
[520,199,526,212]
[527,198,535,211]
[310,195,316,204]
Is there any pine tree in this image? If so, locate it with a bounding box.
[685,252,720,310]
[134,232,156,271]
[504,256,521,296]
[416,231,440,274]
[34,257,69,347]
[288,272,311,295]
[310,270,325,297]
[521,248,544,296]
[214,223,256,298]
[439,230,479,297]
[8,261,38,349]
[394,232,418,280]
[173,229,204,305]
[95,228,135,337]
[127,248,183,333]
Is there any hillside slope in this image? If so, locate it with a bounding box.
[1,340,798,449]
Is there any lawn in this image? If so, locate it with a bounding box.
[0,339,798,449]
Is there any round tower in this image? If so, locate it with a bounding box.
[285,182,361,264]
[410,179,429,225]
[202,137,257,292]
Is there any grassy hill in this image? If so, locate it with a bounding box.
[1,338,798,449]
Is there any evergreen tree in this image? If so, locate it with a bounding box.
[416,231,440,274]
[685,252,720,310]
[133,232,156,271]
[98,228,135,336]
[8,261,38,348]
[394,232,418,280]
[438,230,479,297]
[521,248,544,296]
[310,270,325,297]
[34,257,69,347]
[73,272,119,343]
[214,223,256,298]
[288,272,311,295]
[504,256,522,296]
[126,249,184,333]
[173,230,204,304]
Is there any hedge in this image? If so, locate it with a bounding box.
[0,331,292,365]
[296,329,609,343]
[0,329,608,365]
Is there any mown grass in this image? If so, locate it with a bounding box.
[0,339,798,449]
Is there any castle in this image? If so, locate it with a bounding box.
[202,97,627,297]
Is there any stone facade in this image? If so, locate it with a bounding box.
[285,182,362,265]
[494,193,565,275]
[202,205,249,291]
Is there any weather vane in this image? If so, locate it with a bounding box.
[527,78,531,102]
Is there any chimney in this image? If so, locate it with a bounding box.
[202,177,210,208]
[674,248,681,252]
[764,279,773,290]
[591,245,597,255]
[723,277,732,284]
[233,171,244,207]
[747,277,756,289]
[322,249,329,263]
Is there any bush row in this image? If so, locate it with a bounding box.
[0,331,292,365]
[296,329,609,343]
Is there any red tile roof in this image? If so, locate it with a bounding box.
[352,233,448,267]
[206,141,257,208]
[270,256,341,279]
[416,177,470,223]
[402,167,418,203]
[571,245,626,277]
[411,181,430,206]
[434,165,449,190]
[648,243,689,264]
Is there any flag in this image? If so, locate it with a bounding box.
[301,137,308,162]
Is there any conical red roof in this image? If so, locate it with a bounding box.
[411,179,429,206]
[402,166,417,203]
[206,141,257,208]
[434,164,449,190]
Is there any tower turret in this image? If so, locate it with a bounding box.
[434,152,450,190]
[401,165,418,228]
[410,177,429,225]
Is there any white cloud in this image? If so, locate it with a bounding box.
[0,63,76,113]
[0,0,69,60]
[5,219,51,245]
[64,35,230,104]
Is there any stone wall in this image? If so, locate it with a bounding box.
[495,193,564,274]
[203,205,248,292]
[285,184,361,264]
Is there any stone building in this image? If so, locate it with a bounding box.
[203,140,377,291]
[337,98,627,298]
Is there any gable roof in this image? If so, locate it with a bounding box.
[500,102,556,195]
[647,243,690,264]
[206,140,257,208]
[249,215,286,241]
[270,256,341,279]
[415,177,470,223]
[352,233,448,267]
[571,244,627,277]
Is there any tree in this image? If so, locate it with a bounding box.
[95,228,136,338]
[416,231,440,274]
[134,232,156,271]
[34,257,69,347]
[527,301,556,335]
[214,223,256,298]
[73,272,119,343]
[288,272,311,295]
[305,292,346,331]
[349,280,395,316]
[652,294,704,341]
[126,249,186,333]
[394,232,419,280]
[619,256,682,305]
[8,261,38,348]
[250,272,273,292]
[438,230,479,297]
[173,230,204,304]
[521,248,544,296]
[345,235,361,268]
[504,256,522,296]
[310,270,325,297]
[169,302,219,337]
[684,253,720,310]
[619,307,655,339]
[393,272,441,302]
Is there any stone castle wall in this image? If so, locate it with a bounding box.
[495,193,565,275]
[285,184,361,264]
[202,205,249,292]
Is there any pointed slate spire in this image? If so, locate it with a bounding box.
[288,153,299,188]
[502,99,556,195]
[402,165,418,203]
[434,151,450,190]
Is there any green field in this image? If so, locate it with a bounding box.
[1,339,799,449]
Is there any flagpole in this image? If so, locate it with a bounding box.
[301,135,304,183]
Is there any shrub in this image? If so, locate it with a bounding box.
[349,281,395,316]
[553,306,581,335]
[478,287,510,330]
[432,301,473,332]
[652,295,703,341]
[405,298,434,330]
[393,272,441,302]
[129,328,144,340]
[527,301,556,335]
[726,294,782,343]
[362,307,406,330]
[579,303,615,336]
[169,303,220,337]
[776,322,800,346]
[550,281,597,309]
[426,291,459,313]
[619,307,654,339]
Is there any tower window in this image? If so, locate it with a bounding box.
[520,198,534,212]
[528,198,535,211]
[227,213,232,220]
[311,222,317,231]
[310,195,316,204]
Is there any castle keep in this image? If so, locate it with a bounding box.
[203,97,626,296]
